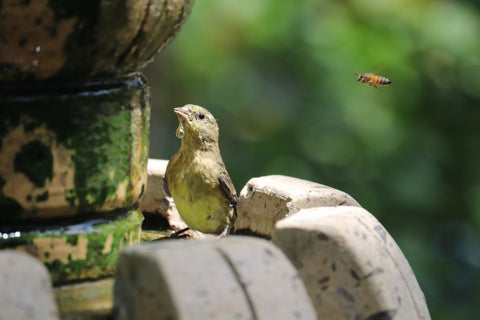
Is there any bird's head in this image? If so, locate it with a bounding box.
[174,104,219,145]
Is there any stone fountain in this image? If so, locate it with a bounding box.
[0,2,432,320]
[0,0,195,318]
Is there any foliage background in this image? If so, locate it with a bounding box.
[145,0,480,318]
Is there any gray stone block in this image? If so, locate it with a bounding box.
[113,236,316,320]
[0,251,59,320]
[139,158,187,230]
[234,175,360,238]
[273,206,431,320]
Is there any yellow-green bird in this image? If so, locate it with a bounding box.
[165,104,237,235]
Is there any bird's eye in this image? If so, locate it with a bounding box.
[198,113,205,120]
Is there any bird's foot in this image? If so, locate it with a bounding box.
[170,227,191,239]
[218,225,231,238]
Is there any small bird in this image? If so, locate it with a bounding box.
[165,104,237,235]
[355,72,391,91]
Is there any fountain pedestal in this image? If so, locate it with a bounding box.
[0,0,196,318]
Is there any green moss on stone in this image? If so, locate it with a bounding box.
[0,211,143,285]
[65,234,79,246]
[70,103,131,211]
[0,75,149,215]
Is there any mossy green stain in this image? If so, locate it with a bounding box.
[65,234,78,246]
[36,191,49,202]
[67,89,147,212]
[65,189,76,207]
[134,89,151,184]
[14,140,53,188]
[84,211,143,275]
[0,211,142,284]
[0,232,31,248]
[0,76,148,213]
[71,102,131,211]
[56,211,142,284]
[47,259,64,275]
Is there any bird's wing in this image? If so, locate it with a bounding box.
[217,165,237,207]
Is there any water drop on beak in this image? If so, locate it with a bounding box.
[176,123,185,139]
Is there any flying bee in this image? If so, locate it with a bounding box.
[355,72,391,91]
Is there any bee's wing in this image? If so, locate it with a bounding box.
[372,65,384,74]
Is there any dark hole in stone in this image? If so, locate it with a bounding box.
[19,37,27,47]
[363,309,398,320]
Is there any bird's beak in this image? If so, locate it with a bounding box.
[174,107,191,123]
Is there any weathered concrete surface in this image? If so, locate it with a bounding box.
[2,210,143,285]
[0,0,196,82]
[55,278,114,320]
[234,175,360,238]
[0,75,150,218]
[139,158,187,230]
[273,206,431,320]
[113,236,316,320]
[0,251,59,319]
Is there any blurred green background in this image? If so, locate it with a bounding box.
[145,0,480,318]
